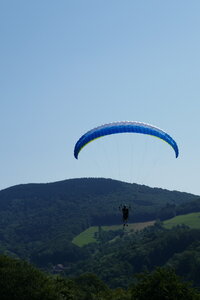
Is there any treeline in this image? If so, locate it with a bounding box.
[159,198,200,220]
[64,224,200,289]
[0,255,199,300]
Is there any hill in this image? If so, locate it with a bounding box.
[0,178,198,266]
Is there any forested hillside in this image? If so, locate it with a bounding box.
[0,178,198,267]
[65,224,200,288]
[1,254,199,300]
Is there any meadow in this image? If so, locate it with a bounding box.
[73,213,200,247]
[164,212,200,229]
[72,220,155,247]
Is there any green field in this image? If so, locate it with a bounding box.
[72,213,200,247]
[72,221,155,247]
[164,212,200,229]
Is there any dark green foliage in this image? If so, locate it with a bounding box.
[31,240,89,266]
[167,241,200,287]
[94,227,123,243]
[158,198,200,221]
[1,254,200,300]
[65,225,200,288]
[176,198,200,215]
[158,203,176,220]
[130,267,200,300]
[0,255,123,300]
[0,255,62,300]
[74,273,110,299]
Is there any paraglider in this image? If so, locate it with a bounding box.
[74,121,179,159]
[119,204,131,229]
[74,121,179,228]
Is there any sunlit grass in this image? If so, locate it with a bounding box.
[164,212,200,229]
[73,213,200,247]
[72,220,155,247]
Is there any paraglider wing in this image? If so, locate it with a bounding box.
[74,121,179,159]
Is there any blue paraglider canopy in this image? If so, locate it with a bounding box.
[74,121,179,159]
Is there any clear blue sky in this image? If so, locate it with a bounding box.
[1,1,200,195]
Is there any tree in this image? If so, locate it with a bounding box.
[0,255,62,300]
[130,267,200,300]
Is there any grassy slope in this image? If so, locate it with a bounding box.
[73,212,200,247]
[164,212,200,229]
[72,220,155,247]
